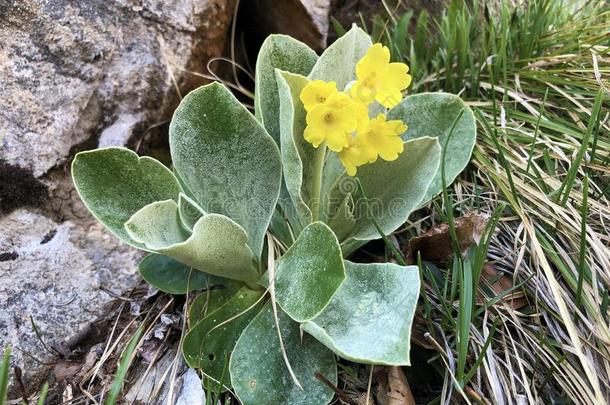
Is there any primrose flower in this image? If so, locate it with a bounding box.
[350,43,412,108]
[303,92,359,152]
[338,114,406,175]
[360,114,406,162]
[300,80,338,112]
[338,135,371,176]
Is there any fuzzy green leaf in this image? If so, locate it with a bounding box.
[255,35,318,144]
[125,200,189,249]
[230,304,337,405]
[326,137,441,250]
[326,192,356,242]
[126,200,257,282]
[188,285,241,325]
[275,222,345,322]
[183,287,264,385]
[139,254,218,295]
[388,92,476,203]
[169,83,282,258]
[72,147,181,249]
[178,193,206,232]
[308,25,372,90]
[303,261,420,365]
[276,70,327,229]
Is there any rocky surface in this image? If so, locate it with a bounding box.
[0,0,235,176]
[0,0,237,394]
[247,0,331,51]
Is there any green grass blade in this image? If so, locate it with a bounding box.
[0,346,10,405]
[37,382,49,405]
[558,89,605,206]
[106,326,144,405]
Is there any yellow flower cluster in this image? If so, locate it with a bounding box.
[299,44,412,176]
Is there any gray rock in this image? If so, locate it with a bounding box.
[0,209,142,392]
[0,0,237,395]
[176,368,206,405]
[0,0,235,176]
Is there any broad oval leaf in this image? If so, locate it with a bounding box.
[230,304,337,405]
[303,261,420,365]
[255,35,318,143]
[72,147,181,249]
[275,222,345,322]
[308,25,372,90]
[169,82,282,258]
[125,200,258,282]
[388,92,476,203]
[183,286,264,385]
[325,137,441,252]
[139,254,219,295]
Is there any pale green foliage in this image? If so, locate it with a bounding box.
[276,71,320,230]
[169,82,282,259]
[230,304,337,405]
[303,261,419,365]
[388,93,476,202]
[138,254,215,295]
[150,214,257,282]
[71,25,476,405]
[72,148,181,249]
[183,287,264,383]
[325,137,441,254]
[308,25,372,90]
[126,200,189,249]
[255,35,318,143]
[275,222,345,322]
[178,193,206,232]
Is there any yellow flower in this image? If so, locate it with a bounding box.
[360,114,407,162]
[350,43,412,108]
[303,92,358,152]
[338,134,370,176]
[300,80,338,112]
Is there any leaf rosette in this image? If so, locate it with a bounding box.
[72,25,476,405]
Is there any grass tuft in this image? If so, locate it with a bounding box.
[339,0,610,401]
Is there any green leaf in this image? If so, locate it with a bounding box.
[303,261,420,365]
[326,192,356,242]
[326,137,441,249]
[139,254,219,295]
[275,222,345,322]
[125,200,190,249]
[126,200,257,282]
[169,83,282,258]
[388,92,476,203]
[72,147,181,249]
[308,25,372,90]
[178,193,206,232]
[276,70,327,229]
[230,304,337,405]
[183,287,264,385]
[188,285,241,325]
[269,206,296,248]
[254,35,318,143]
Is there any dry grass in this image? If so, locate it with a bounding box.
[362,0,610,403]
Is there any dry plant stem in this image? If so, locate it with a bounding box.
[267,233,303,389]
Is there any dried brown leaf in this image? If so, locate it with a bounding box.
[376,366,415,405]
[404,212,489,265]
